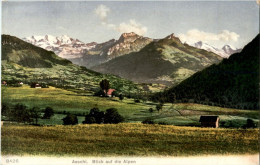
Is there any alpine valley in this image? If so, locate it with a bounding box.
[23,32,231,86]
[1,34,141,93]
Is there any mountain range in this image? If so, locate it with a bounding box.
[20,32,244,86]
[23,35,96,59]
[192,41,241,58]
[2,34,140,93]
[154,34,259,110]
[23,32,240,68]
[92,33,223,85]
[23,32,153,68]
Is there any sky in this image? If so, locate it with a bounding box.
[2,1,259,48]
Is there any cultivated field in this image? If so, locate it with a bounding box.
[1,124,259,156]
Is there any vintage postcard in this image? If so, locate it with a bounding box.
[1,0,259,165]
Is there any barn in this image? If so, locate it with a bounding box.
[199,116,220,128]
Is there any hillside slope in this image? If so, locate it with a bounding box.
[1,35,140,93]
[92,34,222,86]
[155,34,259,109]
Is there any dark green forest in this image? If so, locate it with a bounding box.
[153,34,259,110]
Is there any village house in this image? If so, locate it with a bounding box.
[199,116,220,128]
[105,89,116,97]
[35,84,41,88]
[2,81,7,85]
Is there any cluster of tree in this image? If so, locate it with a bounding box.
[220,119,257,128]
[2,103,54,125]
[152,34,259,110]
[82,108,124,124]
[96,79,150,103]
[62,114,78,125]
[142,118,168,125]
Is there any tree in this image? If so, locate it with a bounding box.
[30,107,41,125]
[243,119,256,128]
[99,79,110,96]
[119,94,124,101]
[82,108,104,124]
[104,108,124,124]
[149,108,154,114]
[83,116,96,124]
[169,93,176,105]
[43,107,54,119]
[13,103,32,123]
[1,103,10,116]
[62,114,78,125]
[156,104,163,113]
[111,90,118,97]
[142,118,155,124]
[1,103,13,121]
[89,108,104,124]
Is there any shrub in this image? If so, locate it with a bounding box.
[134,99,140,103]
[148,108,154,113]
[41,83,49,88]
[156,104,163,112]
[104,108,124,124]
[142,118,155,124]
[158,122,168,125]
[243,119,256,128]
[119,94,124,101]
[94,90,105,97]
[30,82,37,88]
[111,91,119,97]
[83,116,96,124]
[42,107,54,119]
[62,114,78,125]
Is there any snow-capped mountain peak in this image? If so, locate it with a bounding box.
[191,41,241,58]
[23,35,97,59]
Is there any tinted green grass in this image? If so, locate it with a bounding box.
[2,85,258,125]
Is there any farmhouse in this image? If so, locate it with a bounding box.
[199,116,220,128]
[35,84,41,88]
[106,89,116,97]
[2,81,7,85]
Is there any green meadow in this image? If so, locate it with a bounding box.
[2,85,258,126]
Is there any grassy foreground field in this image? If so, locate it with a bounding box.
[1,124,258,156]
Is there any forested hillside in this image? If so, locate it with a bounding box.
[153,34,259,110]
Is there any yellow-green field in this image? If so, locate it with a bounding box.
[2,85,259,125]
[1,124,259,156]
[2,85,152,119]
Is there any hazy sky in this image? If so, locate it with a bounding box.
[2,1,259,48]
